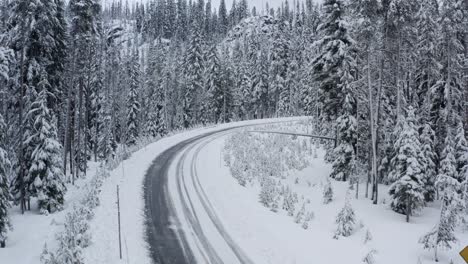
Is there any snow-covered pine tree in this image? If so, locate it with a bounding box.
[28,76,66,214]
[330,53,357,182]
[311,0,354,123]
[0,113,11,247]
[323,177,334,204]
[454,120,468,182]
[205,46,223,123]
[388,106,425,222]
[295,203,305,223]
[420,153,462,263]
[253,49,269,118]
[334,190,356,239]
[414,0,441,110]
[126,50,141,146]
[420,123,437,202]
[183,24,204,127]
[437,130,462,209]
[270,29,289,116]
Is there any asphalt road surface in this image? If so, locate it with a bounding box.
[144,127,254,264]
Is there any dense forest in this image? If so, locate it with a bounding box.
[0,0,467,254]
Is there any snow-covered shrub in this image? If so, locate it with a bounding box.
[362,249,377,264]
[333,191,356,239]
[323,178,334,204]
[363,229,373,244]
[295,203,305,223]
[259,177,278,208]
[41,164,111,264]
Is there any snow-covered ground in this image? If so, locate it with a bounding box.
[192,131,468,264]
[4,118,466,264]
[0,163,99,264]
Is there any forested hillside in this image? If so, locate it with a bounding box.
[0,0,467,261]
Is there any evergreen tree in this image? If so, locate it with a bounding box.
[205,46,223,122]
[28,77,66,214]
[334,190,356,239]
[454,121,468,182]
[420,144,463,262]
[126,51,141,146]
[0,114,11,248]
[330,55,357,182]
[311,0,354,123]
[218,0,228,35]
[323,177,334,204]
[183,25,204,127]
[388,107,425,222]
[420,123,437,202]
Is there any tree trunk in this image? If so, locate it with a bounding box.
[406,196,411,223]
[18,46,26,214]
[63,49,77,179]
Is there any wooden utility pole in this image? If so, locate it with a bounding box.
[117,185,122,259]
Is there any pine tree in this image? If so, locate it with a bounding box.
[218,0,228,35]
[334,190,356,239]
[183,25,204,127]
[420,158,462,263]
[205,46,223,123]
[28,76,66,214]
[414,0,441,109]
[388,107,425,222]
[311,0,354,123]
[126,51,141,146]
[420,123,437,202]
[330,55,357,182]
[454,121,468,182]
[323,177,334,204]
[0,114,11,248]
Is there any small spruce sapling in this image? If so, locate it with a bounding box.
[295,203,305,223]
[333,190,356,239]
[323,177,334,204]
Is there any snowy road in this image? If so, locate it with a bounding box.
[144,125,262,264]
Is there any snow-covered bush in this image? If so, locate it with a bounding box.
[41,164,110,264]
[323,177,334,204]
[333,191,356,239]
[362,249,377,264]
[259,177,278,208]
[295,203,305,223]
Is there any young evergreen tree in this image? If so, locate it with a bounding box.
[420,123,437,202]
[28,77,66,214]
[454,120,468,182]
[334,190,356,239]
[323,177,334,204]
[126,52,141,146]
[388,107,425,222]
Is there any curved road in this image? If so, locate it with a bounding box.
[144,126,256,264]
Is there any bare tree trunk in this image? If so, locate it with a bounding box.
[18,47,26,214]
[63,49,77,180]
[74,78,84,182]
[367,49,378,204]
